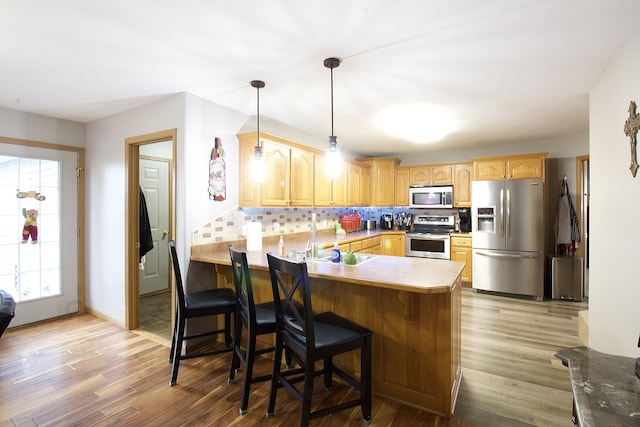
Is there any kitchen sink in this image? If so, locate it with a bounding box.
[310,251,376,266]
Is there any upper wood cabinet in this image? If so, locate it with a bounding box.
[347,161,371,206]
[238,133,262,207]
[314,155,347,207]
[394,167,410,206]
[453,163,473,207]
[238,132,315,207]
[474,153,546,181]
[365,157,399,206]
[410,165,453,185]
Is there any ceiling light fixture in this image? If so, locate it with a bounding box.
[324,57,343,180]
[251,80,266,183]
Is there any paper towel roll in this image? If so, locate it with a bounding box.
[246,222,262,251]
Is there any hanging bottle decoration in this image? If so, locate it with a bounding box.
[208,137,226,201]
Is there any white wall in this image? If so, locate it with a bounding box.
[84,93,249,326]
[0,107,85,147]
[589,27,640,357]
[85,95,186,325]
[590,28,640,357]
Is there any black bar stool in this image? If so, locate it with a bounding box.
[168,240,236,386]
[266,253,373,427]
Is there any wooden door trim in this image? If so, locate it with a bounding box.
[125,129,176,330]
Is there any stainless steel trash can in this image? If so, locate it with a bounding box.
[550,256,583,301]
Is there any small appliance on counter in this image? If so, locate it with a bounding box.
[380,213,393,230]
[363,219,377,230]
[458,208,471,232]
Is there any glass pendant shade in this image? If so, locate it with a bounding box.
[325,135,343,179]
[252,145,265,183]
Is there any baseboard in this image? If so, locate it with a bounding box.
[85,306,125,329]
[578,310,589,346]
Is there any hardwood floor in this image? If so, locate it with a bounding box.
[0,289,585,426]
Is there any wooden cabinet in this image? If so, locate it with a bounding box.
[410,165,453,185]
[260,138,315,206]
[474,153,546,181]
[319,235,381,254]
[238,133,262,207]
[238,132,316,207]
[380,232,406,256]
[450,234,472,286]
[394,167,410,206]
[366,157,399,206]
[410,166,431,185]
[453,163,473,207]
[347,162,371,206]
[314,154,347,207]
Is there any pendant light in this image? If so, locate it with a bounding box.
[324,57,343,179]
[251,80,266,183]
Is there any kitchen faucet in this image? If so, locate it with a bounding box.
[310,212,318,259]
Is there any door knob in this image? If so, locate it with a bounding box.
[162,230,168,240]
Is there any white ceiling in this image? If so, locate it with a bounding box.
[2,1,640,156]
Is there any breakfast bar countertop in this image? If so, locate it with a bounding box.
[191,230,464,417]
[191,236,464,295]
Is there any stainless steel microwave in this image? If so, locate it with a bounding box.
[409,185,453,209]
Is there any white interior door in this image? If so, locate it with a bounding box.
[139,158,170,295]
[0,143,78,326]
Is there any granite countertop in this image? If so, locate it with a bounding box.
[191,229,464,295]
[554,347,640,426]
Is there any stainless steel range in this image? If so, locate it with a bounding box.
[405,215,455,259]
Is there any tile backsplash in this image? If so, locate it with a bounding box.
[192,206,461,246]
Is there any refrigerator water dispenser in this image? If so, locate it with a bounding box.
[476,207,495,232]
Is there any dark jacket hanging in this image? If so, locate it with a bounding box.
[139,187,154,261]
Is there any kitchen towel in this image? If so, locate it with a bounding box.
[554,177,580,251]
[246,222,263,251]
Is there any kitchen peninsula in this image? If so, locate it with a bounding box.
[191,232,464,417]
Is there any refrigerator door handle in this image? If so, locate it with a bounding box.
[506,187,511,238]
[499,188,504,238]
[475,250,541,259]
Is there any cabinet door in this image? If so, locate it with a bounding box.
[290,147,314,206]
[381,233,406,256]
[450,235,472,284]
[261,140,290,206]
[332,167,347,206]
[360,166,371,206]
[314,155,333,206]
[410,166,432,185]
[347,163,361,206]
[474,160,505,180]
[395,167,410,206]
[371,159,395,206]
[454,163,473,207]
[507,157,543,179]
[238,135,261,207]
[431,165,453,185]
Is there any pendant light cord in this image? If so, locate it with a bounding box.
[330,66,334,137]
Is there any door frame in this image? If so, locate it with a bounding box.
[0,135,85,316]
[575,154,589,296]
[125,129,176,330]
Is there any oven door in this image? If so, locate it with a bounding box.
[405,234,450,259]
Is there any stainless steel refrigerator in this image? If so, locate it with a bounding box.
[472,179,544,299]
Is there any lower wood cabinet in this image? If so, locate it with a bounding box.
[450,234,472,286]
[380,232,406,256]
